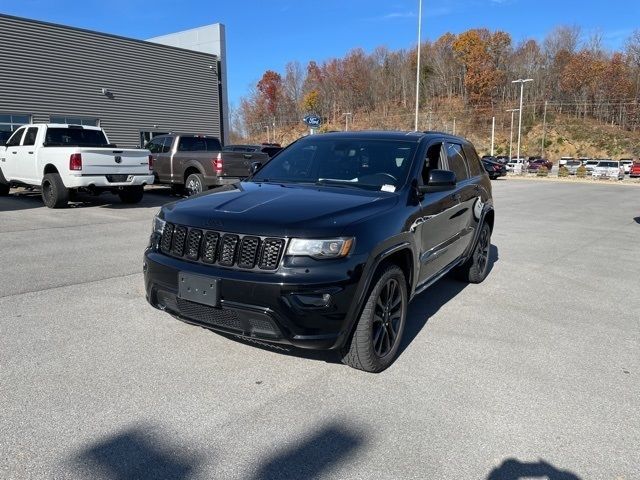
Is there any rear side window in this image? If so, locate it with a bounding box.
[6,128,25,147]
[161,136,174,153]
[178,136,221,152]
[463,143,483,177]
[22,127,38,146]
[445,143,469,181]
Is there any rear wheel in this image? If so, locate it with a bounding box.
[455,221,491,283]
[185,173,205,196]
[41,173,68,208]
[341,265,407,373]
[118,186,144,204]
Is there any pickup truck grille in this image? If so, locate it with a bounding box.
[160,223,285,270]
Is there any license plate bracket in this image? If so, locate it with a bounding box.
[178,273,220,307]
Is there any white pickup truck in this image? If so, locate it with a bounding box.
[0,124,154,208]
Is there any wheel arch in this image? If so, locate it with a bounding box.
[43,164,59,175]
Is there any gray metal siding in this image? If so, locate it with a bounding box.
[0,15,220,147]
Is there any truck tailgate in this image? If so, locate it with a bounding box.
[78,148,150,175]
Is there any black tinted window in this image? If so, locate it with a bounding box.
[44,128,109,147]
[463,144,483,177]
[146,138,162,153]
[446,143,469,181]
[161,136,173,153]
[178,136,221,152]
[6,128,25,147]
[23,127,38,146]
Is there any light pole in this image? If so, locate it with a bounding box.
[342,112,352,131]
[512,79,533,160]
[263,125,270,143]
[506,108,519,159]
[414,0,423,131]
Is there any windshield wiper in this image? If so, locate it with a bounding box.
[315,179,380,191]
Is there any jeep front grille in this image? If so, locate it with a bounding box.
[160,223,286,271]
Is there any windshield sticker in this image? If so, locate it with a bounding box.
[381,184,396,193]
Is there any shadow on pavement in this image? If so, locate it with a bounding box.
[72,421,364,480]
[487,458,581,479]
[0,187,176,212]
[73,426,202,480]
[398,244,499,358]
[634,216,640,224]
[251,423,365,480]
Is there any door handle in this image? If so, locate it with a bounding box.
[28,151,34,154]
[11,151,17,154]
[243,154,253,159]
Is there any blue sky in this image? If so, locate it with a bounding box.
[3,0,639,108]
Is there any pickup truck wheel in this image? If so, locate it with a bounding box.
[455,221,491,284]
[41,173,69,208]
[118,186,144,204]
[185,173,205,196]
[341,265,407,373]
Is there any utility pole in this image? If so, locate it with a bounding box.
[506,109,518,159]
[512,79,533,160]
[427,110,432,131]
[490,116,495,156]
[414,0,423,131]
[541,100,548,157]
[263,125,270,143]
[452,118,456,135]
[342,112,352,131]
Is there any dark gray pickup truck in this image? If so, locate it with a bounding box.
[146,134,269,195]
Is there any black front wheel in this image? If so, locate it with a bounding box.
[341,265,407,373]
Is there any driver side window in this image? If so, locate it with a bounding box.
[421,142,446,184]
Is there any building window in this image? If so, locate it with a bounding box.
[50,116,99,127]
[0,113,31,133]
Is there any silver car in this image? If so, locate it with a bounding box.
[565,160,582,175]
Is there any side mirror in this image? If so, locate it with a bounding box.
[417,169,456,194]
[250,161,263,174]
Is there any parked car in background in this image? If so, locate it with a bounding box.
[629,161,640,178]
[146,134,267,196]
[584,159,600,172]
[592,160,624,180]
[0,123,153,208]
[224,143,283,158]
[494,155,510,164]
[565,160,583,175]
[527,158,553,173]
[579,157,592,165]
[559,156,574,166]
[620,159,633,174]
[144,131,495,372]
[506,158,526,172]
[482,158,507,179]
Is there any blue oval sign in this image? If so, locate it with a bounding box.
[303,115,322,127]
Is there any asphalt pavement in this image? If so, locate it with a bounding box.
[0,181,638,479]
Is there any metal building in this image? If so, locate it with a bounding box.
[0,14,228,148]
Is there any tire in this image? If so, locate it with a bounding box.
[185,173,205,196]
[0,183,9,196]
[455,221,491,284]
[41,173,69,208]
[341,265,408,373]
[118,186,144,204]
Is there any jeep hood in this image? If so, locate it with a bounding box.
[163,181,398,237]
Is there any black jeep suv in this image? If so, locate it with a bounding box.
[144,131,494,372]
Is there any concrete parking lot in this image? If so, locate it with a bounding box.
[1,180,638,479]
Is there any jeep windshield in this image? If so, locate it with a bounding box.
[250,137,417,191]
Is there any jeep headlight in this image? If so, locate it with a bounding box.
[152,211,166,235]
[287,238,354,259]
